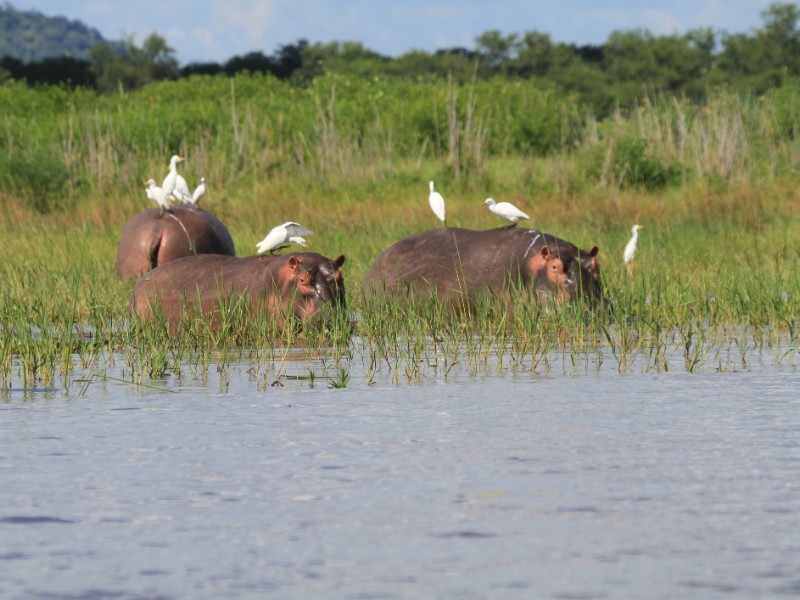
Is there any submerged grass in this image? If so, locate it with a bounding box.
[1,76,799,390]
[1,172,797,391]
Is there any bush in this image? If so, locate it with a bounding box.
[0,149,72,214]
[587,135,680,190]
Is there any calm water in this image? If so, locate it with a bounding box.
[1,343,799,599]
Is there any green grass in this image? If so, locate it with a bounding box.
[0,75,798,389]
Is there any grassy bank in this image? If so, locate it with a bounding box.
[0,74,798,388]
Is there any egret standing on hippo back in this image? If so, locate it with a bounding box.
[484,198,530,227]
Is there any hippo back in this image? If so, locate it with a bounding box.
[364,227,604,306]
[116,206,236,278]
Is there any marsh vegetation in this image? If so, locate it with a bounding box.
[0,74,798,391]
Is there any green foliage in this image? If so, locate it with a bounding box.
[90,33,179,94]
[0,146,72,213]
[767,79,800,140]
[6,1,800,123]
[586,136,680,190]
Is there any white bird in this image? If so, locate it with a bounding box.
[484,197,529,227]
[162,155,191,203]
[256,222,313,254]
[623,224,644,268]
[188,177,206,206]
[145,178,171,217]
[172,175,192,204]
[428,180,446,226]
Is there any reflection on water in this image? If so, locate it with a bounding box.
[1,339,799,598]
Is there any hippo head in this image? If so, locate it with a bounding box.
[574,245,609,309]
[526,243,607,308]
[527,246,572,301]
[284,253,346,320]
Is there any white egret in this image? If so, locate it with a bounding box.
[172,175,192,203]
[428,180,446,226]
[162,155,190,202]
[256,222,313,254]
[484,197,529,227]
[145,178,171,217]
[189,177,206,206]
[623,224,644,270]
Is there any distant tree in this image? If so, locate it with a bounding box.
[760,2,800,71]
[272,39,307,79]
[89,33,178,93]
[0,55,94,87]
[475,30,518,71]
[296,41,388,80]
[223,51,275,76]
[511,31,555,77]
[180,61,224,77]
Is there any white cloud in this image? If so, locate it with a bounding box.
[210,0,277,47]
[640,9,682,35]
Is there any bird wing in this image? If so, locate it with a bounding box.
[162,171,177,196]
[283,222,313,237]
[173,175,192,202]
[191,182,206,204]
[623,240,637,263]
[149,184,169,209]
[429,192,446,220]
[499,203,528,219]
[256,225,288,253]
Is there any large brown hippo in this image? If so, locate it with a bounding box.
[129,252,346,330]
[363,227,606,308]
[116,206,236,278]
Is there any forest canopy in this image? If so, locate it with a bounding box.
[2,2,800,117]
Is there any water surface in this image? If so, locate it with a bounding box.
[1,344,799,599]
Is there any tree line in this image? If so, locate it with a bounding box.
[2,2,799,117]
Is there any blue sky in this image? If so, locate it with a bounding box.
[10,0,781,65]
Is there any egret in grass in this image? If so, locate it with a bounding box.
[623,224,644,272]
[189,177,206,207]
[428,180,446,227]
[162,155,190,202]
[145,179,171,217]
[484,198,529,227]
[256,222,313,254]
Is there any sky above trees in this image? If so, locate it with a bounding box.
[7,0,781,66]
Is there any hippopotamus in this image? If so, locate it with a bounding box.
[129,252,346,330]
[116,206,236,278]
[363,227,606,308]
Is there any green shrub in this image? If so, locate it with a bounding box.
[586,135,680,190]
[0,148,72,213]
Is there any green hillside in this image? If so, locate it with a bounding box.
[0,4,112,61]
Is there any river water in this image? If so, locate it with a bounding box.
[1,341,799,599]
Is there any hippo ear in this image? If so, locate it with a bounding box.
[288,256,301,271]
[589,245,599,257]
[332,255,345,269]
[539,246,550,258]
